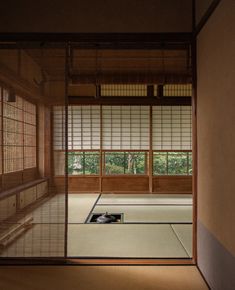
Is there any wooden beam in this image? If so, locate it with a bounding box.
[0,33,192,46]
[68,96,191,106]
[70,73,192,85]
[194,0,221,36]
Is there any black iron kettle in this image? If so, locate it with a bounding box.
[96,212,117,223]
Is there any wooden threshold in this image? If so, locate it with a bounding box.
[68,258,195,265]
[0,257,195,266]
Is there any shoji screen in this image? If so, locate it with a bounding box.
[68,105,100,150]
[3,91,24,173]
[152,106,192,150]
[53,106,66,176]
[53,106,66,150]
[102,106,149,150]
[23,100,37,169]
[101,84,147,97]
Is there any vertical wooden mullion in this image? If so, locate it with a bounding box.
[83,151,85,175]
[90,105,92,150]
[1,88,3,189]
[187,151,189,175]
[111,106,113,150]
[166,152,169,174]
[170,106,173,150]
[81,106,83,151]
[36,103,39,177]
[192,29,198,264]
[21,99,24,183]
[149,105,153,193]
[120,106,122,150]
[71,106,73,150]
[99,105,102,192]
[50,107,54,180]
[64,43,69,259]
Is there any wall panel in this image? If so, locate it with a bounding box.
[68,176,100,193]
[153,176,192,193]
[197,1,235,288]
[102,176,149,192]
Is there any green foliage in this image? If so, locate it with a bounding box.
[168,153,187,175]
[68,152,99,175]
[67,151,192,176]
[153,153,167,174]
[153,152,192,175]
[105,152,146,174]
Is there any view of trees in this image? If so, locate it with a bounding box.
[153,152,192,175]
[67,151,192,175]
[105,152,146,174]
[68,152,100,175]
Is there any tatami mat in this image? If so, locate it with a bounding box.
[93,205,192,223]
[16,194,99,224]
[68,194,99,223]
[0,224,65,257]
[171,224,192,257]
[32,194,66,224]
[98,194,192,205]
[0,194,193,258]
[67,224,189,258]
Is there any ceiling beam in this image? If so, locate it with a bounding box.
[68,96,191,106]
[70,73,192,85]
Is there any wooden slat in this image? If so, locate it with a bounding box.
[153,176,192,193]
[68,176,100,192]
[102,176,149,192]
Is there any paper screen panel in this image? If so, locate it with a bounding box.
[152,105,192,150]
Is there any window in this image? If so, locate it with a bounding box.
[104,152,147,175]
[102,106,149,150]
[101,84,147,97]
[53,103,192,177]
[152,106,192,150]
[68,151,100,175]
[68,106,100,150]
[53,106,66,150]
[153,151,192,175]
[163,84,192,97]
[3,91,23,173]
[153,84,192,97]
[53,105,100,176]
[23,100,37,169]
[2,89,37,173]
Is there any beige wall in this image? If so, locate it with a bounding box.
[197,0,235,255]
[0,0,192,33]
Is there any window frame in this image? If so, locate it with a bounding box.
[103,150,148,176]
[0,86,37,176]
[152,150,192,176]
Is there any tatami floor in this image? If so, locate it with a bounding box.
[0,194,193,258]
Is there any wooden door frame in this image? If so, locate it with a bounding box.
[0,32,196,266]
